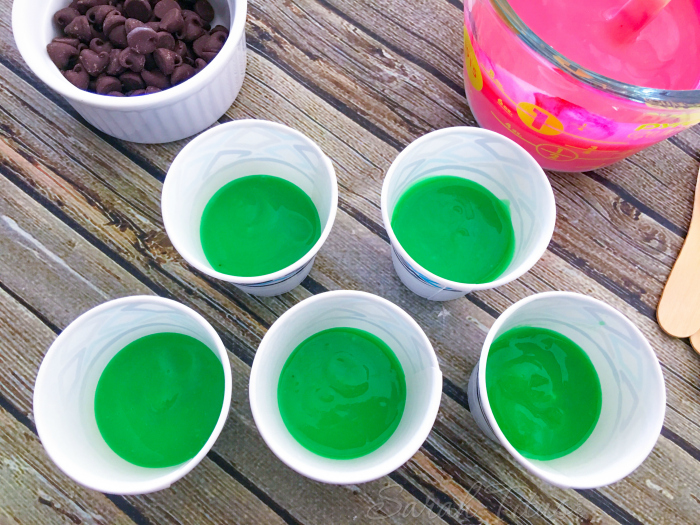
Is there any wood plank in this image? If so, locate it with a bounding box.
[1,39,699,524]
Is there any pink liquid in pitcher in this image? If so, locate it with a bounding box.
[463,0,700,171]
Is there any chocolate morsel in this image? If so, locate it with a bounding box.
[106,48,127,75]
[54,7,81,29]
[102,12,126,36]
[77,42,88,53]
[127,26,158,54]
[129,88,147,96]
[79,49,110,75]
[64,64,90,89]
[47,42,79,70]
[172,39,188,58]
[95,74,122,94]
[141,68,170,88]
[52,37,81,47]
[193,0,214,23]
[155,31,175,50]
[64,16,93,42]
[177,18,205,42]
[193,31,224,61]
[210,25,228,37]
[194,57,206,73]
[144,86,162,94]
[90,37,113,54]
[76,0,109,15]
[107,90,125,96]
[170,63,195,84]
[118,47,146,72]
[145,21,161,31]
[86,5,117,26]
[153,0,180,19]
[158,8,184,33]
[124,18,145,33]
[119,70,146,90]
[108,24,128,47]
[123,0,152,22]
[153,47,182,74]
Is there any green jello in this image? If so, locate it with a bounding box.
[200,175,321,277]
[391,176,515,283]
[486,327,602,460]
[278,327,406,459]
[94,332,225,468]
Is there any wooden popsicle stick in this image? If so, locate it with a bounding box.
[690,330,700,354]
[657,166,700,338]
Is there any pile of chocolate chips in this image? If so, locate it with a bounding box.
[47,0,228,96]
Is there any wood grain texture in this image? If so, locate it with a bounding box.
[1,0,699,522]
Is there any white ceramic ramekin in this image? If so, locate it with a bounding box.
[33,296,232,495]
[12,0,247,144]
[249,290,443,484]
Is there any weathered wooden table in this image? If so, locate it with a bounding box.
[1,0,699,523]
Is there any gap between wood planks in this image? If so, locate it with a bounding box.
[0,43,696,525]
[0,14,697,525]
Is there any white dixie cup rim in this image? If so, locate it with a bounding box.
[12,0,248,111]
[249,290,443,484]
[161,119,339,285]
[380,126,556,292]
[476,290,666,489]
[33,295,233,495]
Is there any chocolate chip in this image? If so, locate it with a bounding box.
[129,88,147,95]
[108,24,128,47]
[210,25,228,37]
[145,21,161,31]
[106,48,127,75]
[54,7,81,29]
[119,47,146,72]
[193,31,224,61]
[90,38,113,54]
[79,49,110,75]
[64,64,90,89]
[102,12,126,36]
[177,18,204,42]
[144,85,161,94]
[76,0,109,15]
[123,0,152,22]
[119,70,146,90]
[65,16,93,42]
[141,68,170,88]
[47,42,79,69]
[158,8,184,33]
[194,57,207,73]
[127,26,158,54]
[95,74,122,94]
[52,37,81,47]
[171,63,194,84]
[172,39,188,58]
[86,5,117,26]
[153,0,180,19]
[124,18,145,34]
[107,90,125,96]
[153,47,181,74]
[193,0,214,23]
[155,31,175,50]
[77,42,88,53]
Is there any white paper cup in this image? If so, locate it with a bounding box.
[249,290,442,484]
[381,127,556,301]
[467,291,666,489]
[33,296,232,495]
[162,120,338,296]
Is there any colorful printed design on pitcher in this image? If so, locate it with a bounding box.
[461,25,700,171]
